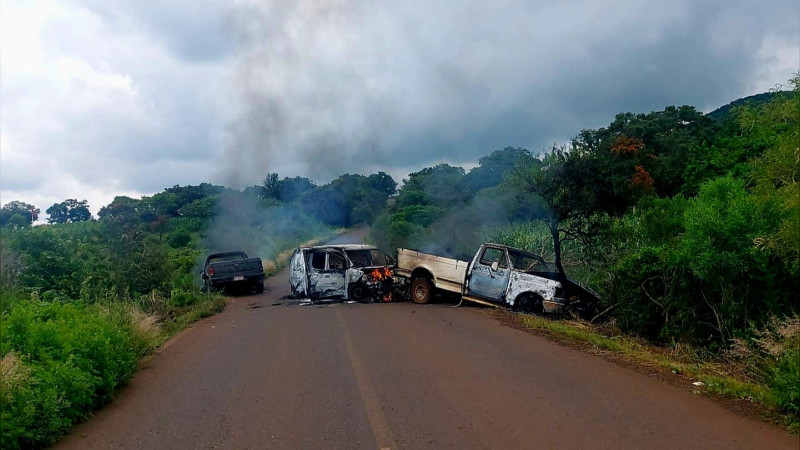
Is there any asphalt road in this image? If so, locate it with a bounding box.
[57,229,798,449]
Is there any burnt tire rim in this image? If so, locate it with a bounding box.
[414,282,428,302]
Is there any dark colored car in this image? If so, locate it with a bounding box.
[201,251,264,294]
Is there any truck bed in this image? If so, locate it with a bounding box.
[395,248,469,294]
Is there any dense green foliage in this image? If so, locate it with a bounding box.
[256,171,396,227]
[0,201,40,228]
[1,299,157,448]
[45,199,92,224]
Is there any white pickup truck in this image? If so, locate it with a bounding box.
[395,243,598,316]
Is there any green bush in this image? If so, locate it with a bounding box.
[1,300,156,449]
[771,349,800,415]
[167,288,203,308]
[168,230,192,248]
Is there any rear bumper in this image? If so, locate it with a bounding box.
[209,273,264,287]
[543,297,566,314]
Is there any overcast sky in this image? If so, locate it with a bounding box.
[1,0,798,218]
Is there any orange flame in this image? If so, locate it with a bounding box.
[371,267,392,281]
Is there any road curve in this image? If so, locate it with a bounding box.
[56,229,798,449]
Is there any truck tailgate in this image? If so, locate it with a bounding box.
[210,259,262,276]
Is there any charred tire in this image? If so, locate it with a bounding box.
[518,293,544,315]
[349,283,368,302]
[254,281,264,294]
[410,277,433,304]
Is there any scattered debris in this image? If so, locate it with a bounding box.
[270,302,282,306]
[692,381,705,386]
[248,302,263,309]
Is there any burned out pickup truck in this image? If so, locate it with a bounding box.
[395,243,599,317]
[289,244,395,302]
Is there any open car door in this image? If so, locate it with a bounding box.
[289,249,308,296]
[306,249,348,299]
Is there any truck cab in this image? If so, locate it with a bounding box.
[464,244,566,314]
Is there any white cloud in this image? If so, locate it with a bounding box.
[1,0,234,218]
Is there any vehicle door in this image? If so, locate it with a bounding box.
[466,246,511,300]
[289,249,308,296]
[307,250,348,298]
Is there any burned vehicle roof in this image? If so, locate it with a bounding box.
[303,244,378,251]
[299,244,395,269]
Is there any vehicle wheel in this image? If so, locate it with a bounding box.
[349,283,367,302]
[518,294,543,315]
[255,281,264,294]
[410,277,433,304]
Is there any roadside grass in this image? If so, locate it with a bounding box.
[507,311,799,433]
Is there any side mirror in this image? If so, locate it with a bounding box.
[491,261,499,271]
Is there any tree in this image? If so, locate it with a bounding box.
[46,199,92,224]
[0,201,40,227]
[178,196,217,219]
[513,146,607,277]
[464,147,533,193]
[401,164,467,209]
[367,171,397,196]
[260,173,282,201]
[281,177,315,202]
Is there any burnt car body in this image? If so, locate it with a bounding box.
[289,244,396,302]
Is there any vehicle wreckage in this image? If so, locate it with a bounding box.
[289,244,396,302]
[394,243,600,318]
[289,242,599,318]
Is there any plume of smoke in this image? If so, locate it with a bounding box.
[198,189,331,271]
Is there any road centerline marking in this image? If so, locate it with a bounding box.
[335,307,397,450]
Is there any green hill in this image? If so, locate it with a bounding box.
[706,91,788,120]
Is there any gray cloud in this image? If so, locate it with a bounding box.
[1,0,797,217]
[222,0,799,185]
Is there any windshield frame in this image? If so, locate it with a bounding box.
[506,248,555,273]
